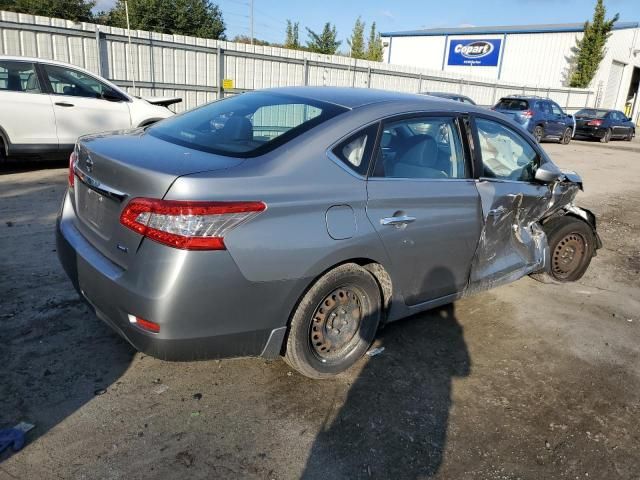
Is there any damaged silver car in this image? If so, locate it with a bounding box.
[57,87,601,379]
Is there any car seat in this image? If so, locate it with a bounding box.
[390,134,448,179]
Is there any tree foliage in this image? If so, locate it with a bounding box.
[306,22,341,54]
[285,19,300,49]
[104,0,226,40]
[0,0,95,22]
[366,22,383,62]
[568,0,618,88]
[348,17,366,59]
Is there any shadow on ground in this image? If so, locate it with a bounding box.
[302,302,470,479]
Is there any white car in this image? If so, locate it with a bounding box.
[0,56,180,160]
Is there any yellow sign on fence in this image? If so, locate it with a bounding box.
[222,79,234,89]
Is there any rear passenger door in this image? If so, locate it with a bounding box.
[0,60,57,149]
[366,114,482,305]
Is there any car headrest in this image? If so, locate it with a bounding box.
[7,73,22,91]
[220,116,253,142]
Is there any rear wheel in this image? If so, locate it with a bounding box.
[600,128,612,143]
[284,263,382,379]
[625,129,635,141]
[531,217,595,283]
[533,125,544,143]
[560,127,572,145]
[0,138,6,163]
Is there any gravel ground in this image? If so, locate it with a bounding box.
[0,139,638,480]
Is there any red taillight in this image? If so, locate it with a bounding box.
[68,151,77,188]
[520,110,534,119]
[128,315,160,333]
[587,119,603,126]
[120,198,266,250]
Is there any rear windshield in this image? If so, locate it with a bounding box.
[495,98,529,111]
[575,109,609,119]
[149,92,347,157]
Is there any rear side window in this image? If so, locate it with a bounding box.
[372,116,467,179]
[0,61,41,93]
[495,98,529,111]
[150,92,347,158]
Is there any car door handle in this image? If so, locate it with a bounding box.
[380,215,416,227]
[55,102,74,107]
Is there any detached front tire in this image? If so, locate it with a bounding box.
[284,263,382,379]
[532,217,596,283]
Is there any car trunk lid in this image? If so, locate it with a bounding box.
[71,130,244,269]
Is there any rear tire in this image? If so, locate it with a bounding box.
[533,125,544,143]
[600,128,612,143]
[0,138,6,163]
[284,263,382,379]
[531,217,595,283]
[560,127,572,145]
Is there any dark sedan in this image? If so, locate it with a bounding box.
[574,109,635,143]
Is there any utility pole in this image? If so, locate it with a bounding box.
[250,0,254,45]
[125,0,136,89]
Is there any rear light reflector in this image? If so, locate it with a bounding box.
[520,110,534,119]
[587,119,603,126]
[120,198,266,250]
[128,314,160,333]
[68,151,77,188]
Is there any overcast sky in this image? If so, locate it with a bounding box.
[93,0,640,46]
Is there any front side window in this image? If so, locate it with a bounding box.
[476,118,538,182]
[149,92,347,157]
[43,64,123,100]
[372,116,467,179]
[0,61,41,93]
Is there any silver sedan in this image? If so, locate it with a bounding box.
[57,87,601,378]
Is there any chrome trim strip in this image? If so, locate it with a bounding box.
[73,166,128,201]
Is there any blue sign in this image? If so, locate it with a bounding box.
[447,39,502,66]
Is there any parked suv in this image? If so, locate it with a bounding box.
[0,56,179,161]
[493,96,575,144]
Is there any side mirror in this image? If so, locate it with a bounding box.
[535,163,564,183]
[627,117,633,122]
[101,91,123,102]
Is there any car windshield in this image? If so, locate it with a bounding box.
[495,99,529,111]
[575,109,609,119]
[149,92,347,157]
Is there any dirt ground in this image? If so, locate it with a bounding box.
[0,138,639,480]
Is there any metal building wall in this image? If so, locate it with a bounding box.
[0,10,594,113]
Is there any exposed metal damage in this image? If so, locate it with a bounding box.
[465,170,601,295]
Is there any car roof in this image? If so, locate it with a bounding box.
[256,86,484,111]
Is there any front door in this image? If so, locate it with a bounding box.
[366,114,482,306]
[41,63,131,147]
[468,115,552,292]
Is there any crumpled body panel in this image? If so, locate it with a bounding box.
[465,178,582,295]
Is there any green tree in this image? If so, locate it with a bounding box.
[366,21,383,61]
[306,22,341,54]
[284,19,300,49]
[105,0,226,40]
[569,0,619,88]
[1,0,95,22]
[347,17,366,59]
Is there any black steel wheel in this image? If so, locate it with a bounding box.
[600,128,612,143]
[533,125,544,143]
[531,217,596,283]
[284,263,382,379]
[560,127,572,145]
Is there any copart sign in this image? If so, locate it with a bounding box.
[447,39,502,66]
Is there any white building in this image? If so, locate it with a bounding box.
[382,22,640,119]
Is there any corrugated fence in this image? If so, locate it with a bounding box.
[0,10,595,113]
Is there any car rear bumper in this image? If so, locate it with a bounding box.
[56,191,301,361]
[574,127,606,139]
